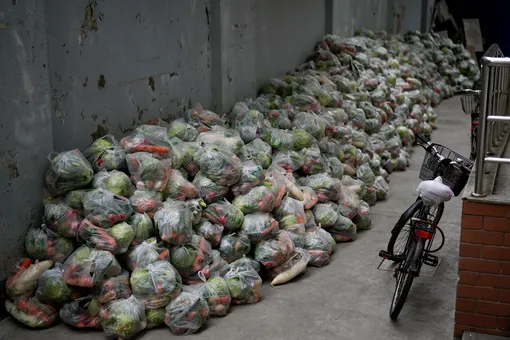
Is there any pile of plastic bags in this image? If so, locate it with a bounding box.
[5,29,479,338]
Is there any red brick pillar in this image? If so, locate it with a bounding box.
[455,201,510,338]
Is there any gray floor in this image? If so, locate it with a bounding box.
[0,97,470,340]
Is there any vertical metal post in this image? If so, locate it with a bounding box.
[473,58,491,197]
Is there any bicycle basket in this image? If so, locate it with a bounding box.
[460,93,480,115]
[419,144,473,196]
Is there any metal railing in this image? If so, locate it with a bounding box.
[472,56,510,197]
[483,44,505,58]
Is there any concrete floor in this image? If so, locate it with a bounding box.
[0,97,470,340]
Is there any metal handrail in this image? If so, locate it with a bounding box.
[472,56,510,197]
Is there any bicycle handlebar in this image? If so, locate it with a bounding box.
[415,134,471,174]
[455,89,481,95]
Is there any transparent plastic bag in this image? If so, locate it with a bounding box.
[240,138,273,169]
[196,128,244,155]
[63,245,122,288]
[63,189,90,213]
[267,109,292,130]
[223,258,263,305]
[292,129,316,151]
[262,128,294,151]
[300,146,327,175]
[304,226,336,267]
[416,176,454,206]
[100,295,147,339]
[255,230,295,269]
[6,297,59,328]
[96,270,132,304]
[185,249,229,285]
[241,212,279,243]
[60,297,101,329]
[275,197,306,229]
[130,261,182,309]
[83,188,133,228]
[199,275,231,317]
[194,219,224,247]
[298,173,341,203]
[168,119,199,142]
[313,203,340,228]
[232,185,275,214]
[45,149,94,196]
[154,201,193,245]
[354,200,372,230]
[170,235,213,279]
[203,200,244,232]
[264,171,288,208]
[327,157,344,179]
[126,152,172,191]
[187,103,225,132]
[356,163,376,186]
[125,237,170,271]
[163,169,198,201]
[164,286,210,335]
[193,147,242,186]
[219,233,251,263]
[231,161,264,196]
[77,219,133,255]
[337,186,361,220]
[373,175,390,201]
[269,248,311,286]
[42,202,83,238]
[6,259,53,298]
[329,215,357,242]
[129,212,155,246]
[192,171,230,204]
[181,142,201,176]
[272,150,304,171]
[232,108,265,143]
[120,125,170,157]
[146,308,166,329]
[83,135,127,171]
[92,170,134,197]
[35,263,73,305]
[25,226,74,262]
[301,186,319,209]
[293,111,326,140]
[362,186,377,206]
[129,190,163,217]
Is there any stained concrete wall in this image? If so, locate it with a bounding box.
[0,0,424,280]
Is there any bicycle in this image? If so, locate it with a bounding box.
[378,134,473,320]
[459,89,481,161]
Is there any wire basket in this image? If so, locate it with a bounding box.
[419,144,473,196]
[460,93,480,115]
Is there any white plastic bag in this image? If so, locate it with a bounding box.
[416,177,453,206]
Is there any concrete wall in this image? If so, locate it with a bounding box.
[0,0,424,280]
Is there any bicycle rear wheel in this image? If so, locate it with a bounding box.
[389,237,418,319]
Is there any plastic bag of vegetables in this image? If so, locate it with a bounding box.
[194,219,224,247]
[337,186,361,220]
[126,152,172,191]
[45,150,94,197]
[6,259,53,299]
[203,200,244,231]
[283,222,306,248]
[82,188,133,228]
[240,212,279,243]
[301,186,319,209]
[146,308,166,329]
[292,129,316,151]
[83,134,127,171]
[300,146,327,175]
[42,202,83,238]
[60,297,101,329]
[192,171,230,204]
[267,109,292,130]
[341,175,367,197]
[313,203,340,228]
[154,201,193,245]
[329,215,357,242]
[129,190,163,217]
[63,189,90,213]
[187,103,225,132]
[129,212,155,246]
[272,150,304,171]
[193,147,242,186]
[198,274,231,317]
[354,201,372,230]
[268,248,311,286]
[232,108,265,143]
[362,185,377,206]
[356,163,376,186]
[239,138,273,169]
[168,119,199,142]
[131,261,182,309]
[100,295,147,339]
[326,157,344,179]
[232,185,275,214]
[181,142,201,176]
[35,263,73,305]
[92,170,133,197]
[6,297,59,328]
[94,270,132,304]
[304,226,336,267]
[185,249,229,285]
[255,230,295,269]
[223,257,263,305]
[163,169,198,201]
[262,128,294,151]
[275,196,306,228]
[373,175,390,200]
[219,233,251,263]
[76,219,120,254]
[171,235,213,279]
[293,111,326,140]
[63,245,122,288]
[231,161,264,196]
[186,198,207,226]
[164,286,210,335]
[264,171,288,208]
[298,173,341,203]
[196,128,244,155]
[125,237,170,271]
[25,226,74,262]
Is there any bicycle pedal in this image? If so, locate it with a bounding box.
[423,253,439,267]
[379,250,392,260]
